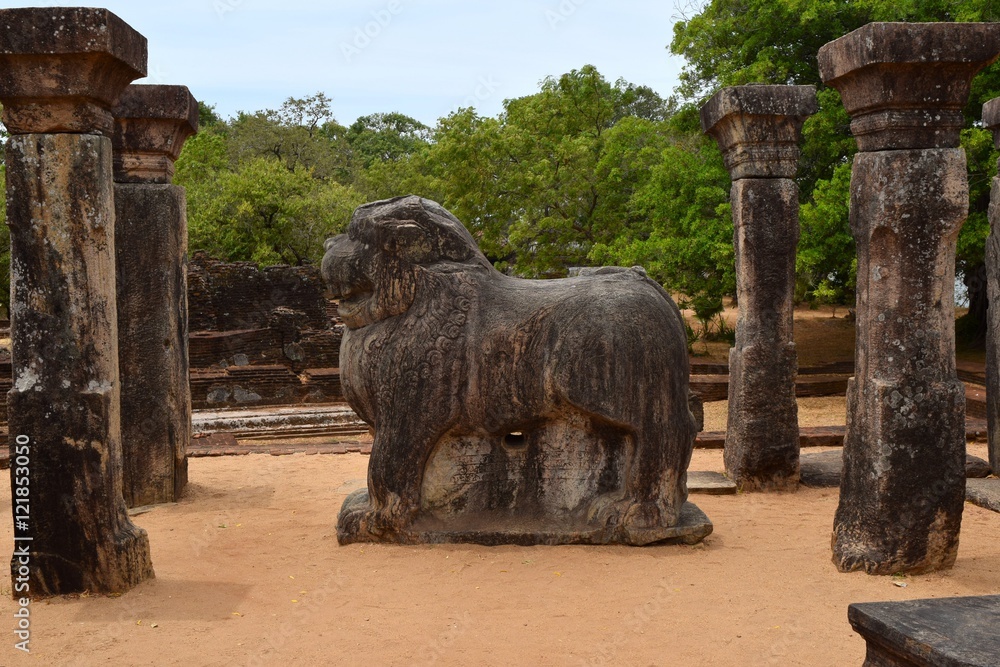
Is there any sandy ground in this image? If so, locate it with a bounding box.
[684,303,859,366]
[2,445,998,667]
[703,396,848,431]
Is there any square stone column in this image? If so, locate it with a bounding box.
[819,22,1000,574]
[0,7,154,596]
[112,85,198,508]
[982,98,1000,477]
[701,85,817,491]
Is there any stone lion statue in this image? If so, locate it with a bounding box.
[323,196,708,546]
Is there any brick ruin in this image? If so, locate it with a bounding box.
[186,252,345,409]
[0,253,346,418]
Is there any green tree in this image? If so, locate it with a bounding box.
[186,156,362,266]
[670,0,1000,327]
[227,92,351,182]
[346,112,431,168]
[590,130,734,303]
[421,65,673,277]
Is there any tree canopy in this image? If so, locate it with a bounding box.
[1,3,998,328]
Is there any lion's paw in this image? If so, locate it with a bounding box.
[588,495,679,545]
[336,489,418,544]
[587,492,631,529]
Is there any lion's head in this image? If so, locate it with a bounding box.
[322,196,491,329]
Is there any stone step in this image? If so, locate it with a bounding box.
[192,404,365,435]
[688,359,856,376]
[957,360,987,385]
[687,470,737,495]
[696,426,847,449]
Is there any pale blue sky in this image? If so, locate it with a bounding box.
[3,1,688,126]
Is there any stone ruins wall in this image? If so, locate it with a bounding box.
[188,251,329,332]
[186,252,344,409]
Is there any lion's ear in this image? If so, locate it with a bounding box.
[378,220,435,262]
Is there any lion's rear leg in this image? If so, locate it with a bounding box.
[588,415,694,545]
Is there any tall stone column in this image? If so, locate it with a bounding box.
[0,8,154,596]
[819,22,1000,574]
[700,85,817,491]
[112,85,198,507]
[983,98,1000,476]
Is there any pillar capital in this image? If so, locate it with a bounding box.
[113,84,199,184]
[0,7,147,135]
[700,85,817,179]
[818,22,1000,151]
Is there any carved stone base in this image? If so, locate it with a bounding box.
[337,489,712,547]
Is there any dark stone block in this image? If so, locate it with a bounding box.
[849,595,1000,666]
[799,450,843,488]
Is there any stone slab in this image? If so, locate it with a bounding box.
[849,595,1000,667]
[819,23,1000,80]
[0,7,146,66]
[966,478,1000,513]
[800,450,844,488]
[802,451,991,489]
[688,470,737,495]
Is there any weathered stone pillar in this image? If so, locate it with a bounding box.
[700,85,817,491]
[983,98,1000,477]
[112,85,198,507]
[819,22,1000,574]
[0,7,154,596]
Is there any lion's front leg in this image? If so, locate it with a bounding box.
[336,424,441,544]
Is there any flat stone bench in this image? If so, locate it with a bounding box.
[849,595,1000,666]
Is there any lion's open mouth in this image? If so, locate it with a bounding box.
[336,282,374,326]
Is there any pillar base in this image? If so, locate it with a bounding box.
[724,343,799,491]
